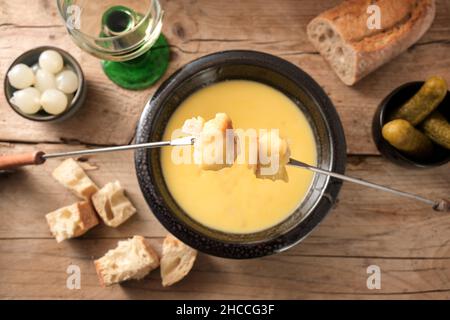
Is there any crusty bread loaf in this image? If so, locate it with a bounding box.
[91,181,136,227]
[307,0,436,85]
[52,158,99,200]
[95,236,159,287]
[46,201,99,243]
[160,234,197,287]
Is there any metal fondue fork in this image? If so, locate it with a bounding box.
[287,158,448,212]
[0,136,195,171]
[42,136,196,159]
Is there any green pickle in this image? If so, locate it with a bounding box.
[391,76,448,125]
[421,112,450,150]
[382,119,433,157]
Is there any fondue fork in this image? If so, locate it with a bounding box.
[287,158,449,212]
[0,136,196,170]
[42,136,196,159]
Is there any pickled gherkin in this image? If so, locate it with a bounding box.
[382,120,433,157]
[391,76,448,125]
[421,112,450,150]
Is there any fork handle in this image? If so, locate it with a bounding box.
[0,151,46,170]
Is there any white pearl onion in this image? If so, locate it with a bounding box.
[35,69,57,92]
[56,69,79,94]
[7,64,35,89]
[31,63,40,74]
[10,87,41,114]
[39,50,64,74]
[41,89,68,115]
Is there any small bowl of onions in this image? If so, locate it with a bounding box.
[4,46,86,122]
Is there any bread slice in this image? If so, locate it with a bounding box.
[91,181,136,227]
[95,236,159,287]
[307,0,436,85]
[160,234,197,287]
[46,201,99,243]
[52,158,99,200]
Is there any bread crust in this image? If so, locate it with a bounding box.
[307,0,436,85]
[76,202,99,236]
[94,260,106,287]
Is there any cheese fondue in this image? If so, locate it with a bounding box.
[161,80,317,233]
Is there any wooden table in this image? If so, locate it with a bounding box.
[0,0,449,300]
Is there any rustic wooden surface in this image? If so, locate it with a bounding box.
[0,0,449,299]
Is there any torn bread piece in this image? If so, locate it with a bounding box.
[182,113,235,171]
[46,201,99,243]
[52,158,99,200]
[91,181,136,227]
[95,235,159,287]
[181,116,205,136]
[161,234,197,287]
[256,130,291,182]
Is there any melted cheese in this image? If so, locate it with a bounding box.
[161,80,317,233]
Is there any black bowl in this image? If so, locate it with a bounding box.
[373,82,450,168]
[135,50,347,259]
[4,46,87,122]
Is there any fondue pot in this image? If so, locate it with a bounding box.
[134,50,347,259]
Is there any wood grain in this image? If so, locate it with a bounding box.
[1,238,450,299]
[0,142,448,301]
[1,0,450,154]
[1,0,450,300]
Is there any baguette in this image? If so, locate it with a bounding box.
[95,236,159,287]
[160,234,197,287]
[52,158,99,200]
[46,201,99,243]
[307,0,436,85]
[91,181,136,227]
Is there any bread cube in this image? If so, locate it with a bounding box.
[91,181,136,227]
[181,116,205,136]
[256,130,291,182]
[46,201,99,243]
[95,236,159,287]
[52,158,98,200]
[192,113,234,171]
[161,234,197,287]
